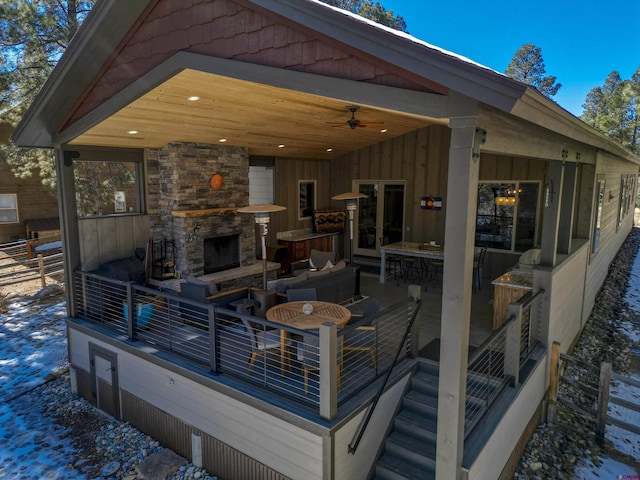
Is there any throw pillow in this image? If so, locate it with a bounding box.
[321,260,334,271]
[186,275,218,296]
[330,259,347,272]
[309,249,336,269]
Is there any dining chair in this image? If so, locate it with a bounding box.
[473,247,488,292]
[238,305,283,374]
[379,237,400,281]
[287,288,317,302]
[296,333,342,394]
[342,298,383,367]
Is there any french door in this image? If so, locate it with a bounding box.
[353,180,406,257]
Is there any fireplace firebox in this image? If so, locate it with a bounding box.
[203,234,241,274]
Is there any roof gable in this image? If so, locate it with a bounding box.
[66,0,446,129]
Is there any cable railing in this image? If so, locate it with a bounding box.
[464,288,545,438]
[73,270,420,417]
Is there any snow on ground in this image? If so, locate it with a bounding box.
[0,299,84,479]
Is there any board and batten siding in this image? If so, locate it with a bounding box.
[78,215,150,271]
[272,157,332,237]
[582,152,637,324]
[329,125,451,244]
[68,327,324,480]
[478,152,546,182]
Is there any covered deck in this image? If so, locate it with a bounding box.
[68,266,544,478]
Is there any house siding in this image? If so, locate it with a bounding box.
[582,152,637,325]
[66,0,438,129]
[0,162,59,243]
[68,326,324,480]
[547,243,589,351]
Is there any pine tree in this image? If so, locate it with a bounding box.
[582,69,640,155]
[321,0,407,31]
[0,0,95,189]
[505,43,561,98]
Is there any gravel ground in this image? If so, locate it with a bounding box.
[514,228,640,479]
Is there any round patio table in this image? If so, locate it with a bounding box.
[266,301,351,375]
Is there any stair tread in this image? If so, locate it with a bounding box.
[377,452,435,480]
[396,407,437,431]
[388,429,436,456]
[405,389,438,407]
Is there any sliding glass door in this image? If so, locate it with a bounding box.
[353,180,406,257]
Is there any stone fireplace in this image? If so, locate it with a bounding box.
[146,142,257,279]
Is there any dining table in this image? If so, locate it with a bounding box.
[379,241,444,283]
[265,301,351,375]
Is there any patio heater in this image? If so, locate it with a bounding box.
[332,192,367,266]
[237,204,286,317]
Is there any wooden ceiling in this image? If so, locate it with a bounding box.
[71,69,445,158]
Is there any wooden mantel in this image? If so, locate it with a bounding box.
[171,207,240,218]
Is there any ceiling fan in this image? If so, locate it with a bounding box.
[329,105,385,130]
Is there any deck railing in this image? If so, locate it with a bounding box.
[73,271,419,420]
[464,288,545,438]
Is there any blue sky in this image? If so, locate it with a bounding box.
[378,0,640,116]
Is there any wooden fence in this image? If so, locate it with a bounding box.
[547,341,640,445]
[0,237,64,289]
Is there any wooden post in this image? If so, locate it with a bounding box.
[504,303,522,386]
[38,254,46,287]
[596,362,611,446]
[546,341,561,423]
[319,322,337,421]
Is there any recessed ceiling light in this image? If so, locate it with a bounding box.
[380,128,388,133]
[187,96,200,101]
[219,138,227,143]
[326,148,333,152]
[127,130,138,135]
[278,144,285,148]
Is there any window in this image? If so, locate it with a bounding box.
[592,176,605,254]
[475,182,540,252]
[0,194,18,224]
[617,174,635,229]
[74,161,141,217]
[298,180,316,220]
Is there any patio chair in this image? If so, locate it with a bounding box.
[296,333,342,394]
[238,305,283,375]
[179,282,215,328]
[287,288,317,302]
[342,298,383,367]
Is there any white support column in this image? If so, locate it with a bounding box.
[558,162,577,254]
[436,116,482,480]
[540,160,564,267]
